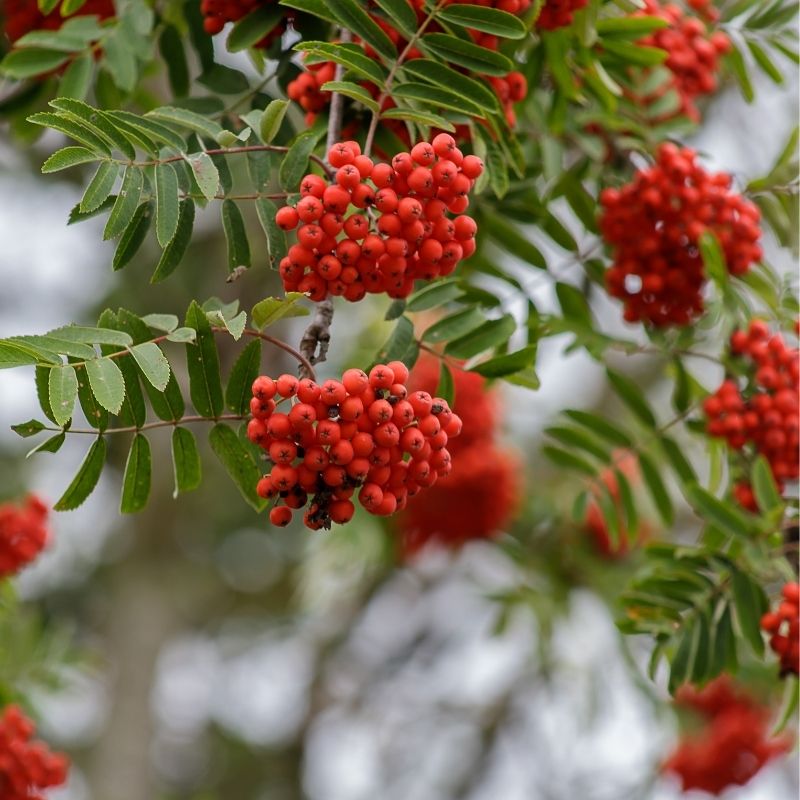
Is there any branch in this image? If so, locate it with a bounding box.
[297,299,334,380]
[41,414,247,436]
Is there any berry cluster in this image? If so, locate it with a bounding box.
[247,362,463,530]
[0,705,68,800]
[0,495,50,578]
[537,0,589,31]
[2,0,113,43]
[275,137,482,302]
[584,451,644,559]
[761,582,799,676]
[398,354,520,555]
[635,0,731,122]
[663,676,791,795]
[600,143,762,326]
[288,0,530,132]
[704,320,799,503]
[200,0,283,46]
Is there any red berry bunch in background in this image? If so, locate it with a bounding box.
[200,0,284,45]
[398,354,521,555]
[0,495,50,578]
[761,582,799,676]
[2,0,114,43]
[0,705,69,800]
[584,451,645,559]
[537,0,589,31]
[704,320,799,502]
[600,143,762,326]
[247,361,463,530]
[275,137,482,302]
[663,676,791,795]
[634,0,731,122]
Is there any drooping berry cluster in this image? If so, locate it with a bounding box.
[0,495,50,578]
[634,0,731,122]
[761,582,799,676]
[398,354,520,555]
[663,677,791,795]
[537,0,589,31]
[2,0,114,43]
[247,362,463,530]
[704,320,799,504]
[0,705,69,800]
[275,137,482,302]
[600,144,762,326]
[584,451,644,558]
[199,0,284,45]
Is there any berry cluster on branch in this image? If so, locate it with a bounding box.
[761,582,799,676]
[0,495,50,578]
[704,320,799,506]
[0,705,68,800]
[537,0,589,31]
[663,676,791,795]
[200,0,284,45]
[600,143,762,326]
[247,362,463,530]
[275,137,482,302]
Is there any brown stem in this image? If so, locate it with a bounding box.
[42,414,247,436]
[297,299,334,380]
[363,0,446,157]
[228,327,317,381]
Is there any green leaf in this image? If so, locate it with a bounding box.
[371,0,417,38]
[184,152,219,202]
[28,111,111,154]
[607,369,657,428]
[129,343,170,391]
[660,435,697,485]
[47,325,132,347]
[375,316,415,363]
[120,434,151,513]
[172,427,202,497]
[669,616,699,694]
[48,98,137,158]
[730,567,767,657]
[438,4,526,38]
[27,432,66,458]
[422,307,485,343]
[80,161,118,213]
[221,200,251,272]
[699,230,728,289]
[185,300,224,418]
[227,4,284,51]
[279,0,338,23]
[154,163,181,247]
[445,314,516,359]
[279,131,322,192]
[420,33,513,77]
[640,453,674,525]
[106,109,186,151]
[556,282,592,324]
[596,16,669,36]
[726,43,755,102]
[751,455,783,512]
[747,40,784,83]
[114,201,152,271]
[145,105,224,140]
[481,213,546,269]
[209,423,266,511]
[685,483,751,538]
[391,82,487,117]
[436,361,455,407]
[404,58,503,112]
[1,47,69,78]
[406,279,463,312]
[41,146,98,173]
[543,445,595,476]
[141,314,179,332]
[11,419,46,438]
[151,199,195,283]
[327,0,396,61]
[159,25,190,97]
[166,327,197,343]
[103,166,144,240]
[251,292,310,329]
[602,40,668,66]
[381,107,456,132]
[546,425,609,462]
[73,361,108,430]
[49,364,78,426]
[226,339,262,414]
[320,80,380,111]
[258,99,290,144]
[469,345,538,378]
[563,409,633,448]
[54,437,106,511]
[254,198,287,268]
[300,41,388,84]
[85,357,125,414]
[102,30,137,92]
[35,366,57,424]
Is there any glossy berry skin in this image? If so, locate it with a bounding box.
[0,705,69,800]
[248,365,463,530]
[275,139,484,303]
[704,321,799,500]
[600,144,762,327]
[0,495,50,577]
[761,582,800,676]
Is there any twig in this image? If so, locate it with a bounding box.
[297,299,334,379]
[230,328,317,382]
[40,414,247,436]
